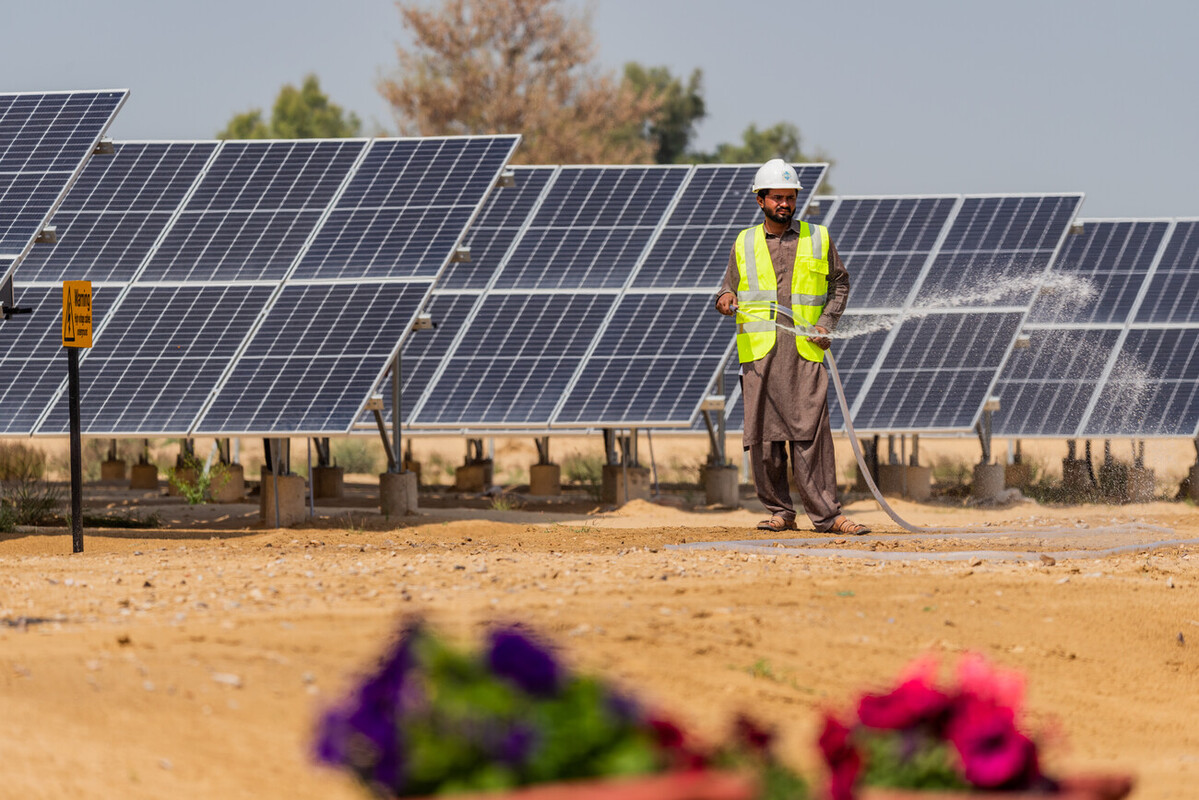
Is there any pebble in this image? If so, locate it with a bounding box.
[212,672,243,688]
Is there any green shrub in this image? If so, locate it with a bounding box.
[330,438,382,475]
[0,442,61,524]
[167,456,231,505]
[562,452,604,500]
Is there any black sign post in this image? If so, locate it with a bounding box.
[62,281,92,554]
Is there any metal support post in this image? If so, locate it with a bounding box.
[68,347,83,553]
[391,354,402,474]
[975,411,993,464]
[535,436,551,466]
[602,429,619,466]
[910,434,920,467]
[271,438,281,529]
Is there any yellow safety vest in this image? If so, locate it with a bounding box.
[734,222,830,363]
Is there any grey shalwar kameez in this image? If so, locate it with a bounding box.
[715,219,850,531]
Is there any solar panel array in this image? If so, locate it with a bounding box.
[8,135,519,437]
[399,163,828,431]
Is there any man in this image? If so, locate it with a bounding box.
[715,158,869,535]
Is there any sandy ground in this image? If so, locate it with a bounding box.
[2,447,1198,799]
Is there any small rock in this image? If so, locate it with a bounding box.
[212,672,243,688]
[1167,577,1175,588]
[969,558,983,567]
[1039,554,1056,567]
[159,759,173,771]
[1178,633,1186,647]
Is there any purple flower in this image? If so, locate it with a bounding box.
[314,625,420,788]
[496,723,537,765]
[947,699,1039,790]
[488,628,561,695]
[856,678,951,731]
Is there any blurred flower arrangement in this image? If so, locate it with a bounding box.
[315,620,807,799]
[818,654,1057,799]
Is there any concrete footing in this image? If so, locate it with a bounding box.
[380,471,419,516]
[100,459,126,481]
[167,467,197,497]
[1005,462,1033,490]
[209,463,245,503]
[455,460,493,492]
[601,464,650,505]
[1127,466,1156,503]
[905,465,932,501]
[130,463,158,490]
[877,464,906,496]
[1098,460,1129,501]
[1188,464,1199,503]
[260,473,307,527]
[702,464,740,508]
[402,458,422,486]
[971,463,1006,501]
[312,465,345,499]
[528,464,561,496]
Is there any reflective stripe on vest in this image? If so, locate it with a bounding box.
[734,222,831,364]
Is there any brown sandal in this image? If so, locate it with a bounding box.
[756,515,798,532]
[829,516,871,535]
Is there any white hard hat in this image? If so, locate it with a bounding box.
[751,158,803,193]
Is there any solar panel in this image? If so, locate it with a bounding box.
[38,285,273,436]
[392,292,483,424]
[292,136,520,281]
[1132,220,1199,323]
[0,90,127,289]
[994,219,1174,439]
[554,291,734,427]
[1075,218,1199,438]
[632,163,827,290]
[494,166,689,290]
[916,195,1084,306]
[139,140,366,282]
[821,195,958,309]
[195,282,430,435]
[410,293,615,428]
[438,166,555,290]
[17,142,217,283]
[0,285,113,435]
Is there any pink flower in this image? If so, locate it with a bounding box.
[819,715,862,800]
[956,652,1025,715]
[947,698,1039,790]
[856,677,951,731]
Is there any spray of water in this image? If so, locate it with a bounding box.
[747,274,1101,342]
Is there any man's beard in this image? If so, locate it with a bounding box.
[765,207,793,225]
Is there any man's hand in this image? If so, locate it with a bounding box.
[716,292,738,316]
[806,324,831,350]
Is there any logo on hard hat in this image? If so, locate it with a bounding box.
[782,170,792,180]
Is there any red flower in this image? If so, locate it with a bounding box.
[947,698,1040,790]
[648,716,708,770]
[856,677,951,731]
[733,714,774,754]
[819,715,862,800]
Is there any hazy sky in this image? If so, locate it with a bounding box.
[4,0,1196,217]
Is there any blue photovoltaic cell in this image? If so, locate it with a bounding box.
[1133,220,1199,323]
[292,136,520,281]
[195,282,429,434]
[386,292,482,424]
[633,164,827,289]
[825,318,894,432]
[0,286,112,435]
[413,293,614,427]
[851,312,1023,431]
[1028,220,1170,325]
[37,285,270,435]
[1083,328,1199,437]
[0,90,127,259]
[140,140,364,281]
[916,195,1083,305]
[824,197,957,309]
[555,292,733,426]
[18,142,217,283]
[494,166,689,290]
[992,328,1122,437]
[439,167,554,289]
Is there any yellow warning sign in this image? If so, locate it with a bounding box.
[62,281,93,348]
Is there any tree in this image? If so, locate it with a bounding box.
[218,74,362,139]
[377,0,661,164]
[622,64,706,164]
